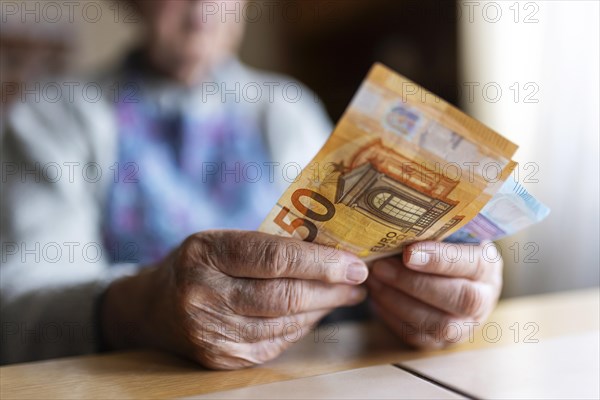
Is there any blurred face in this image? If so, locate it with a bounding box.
[134,0,246,84]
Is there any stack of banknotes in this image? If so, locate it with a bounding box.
[260,63,549,261]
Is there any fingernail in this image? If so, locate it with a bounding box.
[407,251,430,268]
[373,261,396,281]
[346,262,368,283]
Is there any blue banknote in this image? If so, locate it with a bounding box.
[445,176,550,244]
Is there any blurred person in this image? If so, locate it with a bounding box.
[1,0,502,368]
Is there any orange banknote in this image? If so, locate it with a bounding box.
[259,63,546,261]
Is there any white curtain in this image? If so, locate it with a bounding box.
[459,0,599,296]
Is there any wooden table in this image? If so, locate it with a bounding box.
[1,289,598,399]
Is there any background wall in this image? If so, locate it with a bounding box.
[2,0,598,297]
[459,0,600,296]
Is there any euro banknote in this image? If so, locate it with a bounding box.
[259,63,548,260]
[445,175,550,244]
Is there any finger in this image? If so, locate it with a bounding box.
[182,230,368,284]
[197,322,315,370]
[211,309,331,343]
[232,326,315,368]
[372,259,495,318]
[228,278,367,317]
[366,277,464,348]
[403,241,503,281]
[370,302,444,350]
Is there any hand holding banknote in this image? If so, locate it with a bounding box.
[101,231,368,370]
[367,241,502,349]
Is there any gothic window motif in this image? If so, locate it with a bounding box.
[371,191,426,225]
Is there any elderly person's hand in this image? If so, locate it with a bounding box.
[366,241,502,349]
[101,231,368,369]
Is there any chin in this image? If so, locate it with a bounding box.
[178,37,212,60]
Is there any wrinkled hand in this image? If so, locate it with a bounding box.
[366,241,502,349]
[102,230,368,369]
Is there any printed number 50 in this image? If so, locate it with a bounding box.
[273,189,335,242]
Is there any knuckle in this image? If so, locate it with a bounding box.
[176,289,195,315]
[176,277,230,319]
[457,281,485,316]
[282,242,303,268]
[227,281,251,316]
[190,327,256,370]
[224,231,264,274]
[179,232,211,265]
[420,311,442,333]
[258,240,289,277]
[176,232,220,280]
[178,306,211,343]
[195,351,223,369]
[228,281,271,316]
[199,355,229,370]
[173,281,204,321]
[197,350,250,370]
[438,316,458,336]
[250,340,287,365]
[409,274,428,295]
[276,280,305,315]
[182,230,246,276]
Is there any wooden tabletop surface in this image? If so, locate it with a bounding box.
[1,288,598,399]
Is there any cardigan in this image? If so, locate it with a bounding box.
[1,57,332,364]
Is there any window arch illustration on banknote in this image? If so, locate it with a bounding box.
[335,140,463,236]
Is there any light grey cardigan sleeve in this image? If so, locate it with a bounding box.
[0,86,136,364]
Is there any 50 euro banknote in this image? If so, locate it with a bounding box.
[259,63,549,261]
